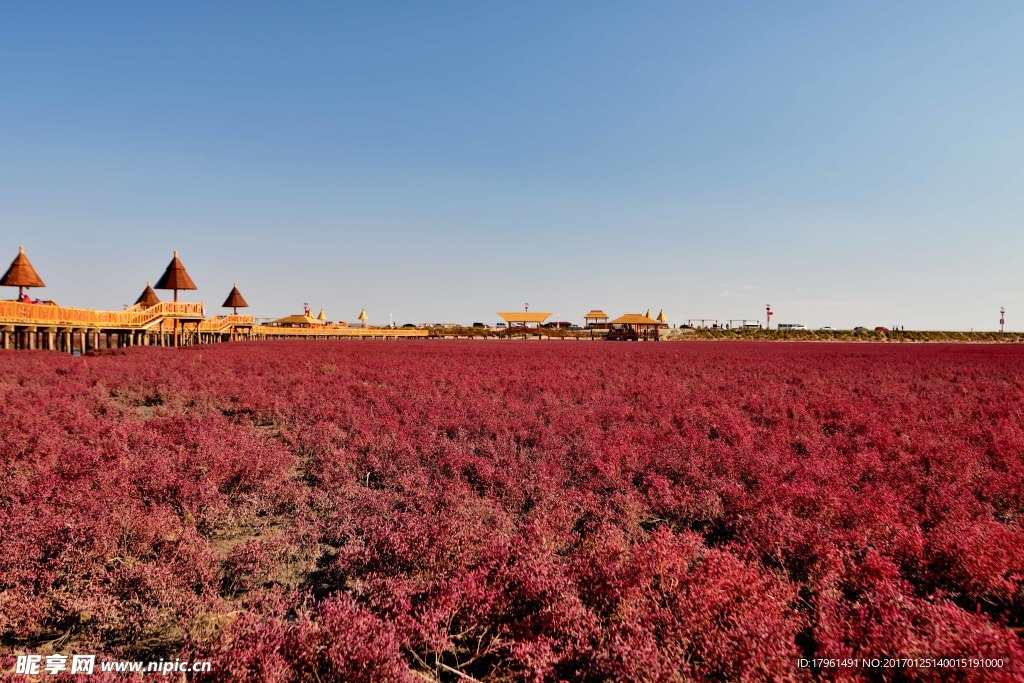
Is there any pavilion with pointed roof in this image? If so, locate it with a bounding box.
[317,308,327,322]
[2,246,46,300]
[222,283,249,314]
[153,250,203,346]
[154,250,198,302]
[583,309,609,327]
[135,281,160,307]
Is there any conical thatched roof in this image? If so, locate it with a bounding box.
[317,308,327,321]
[1,246,46,288]
[357,308,368,321]
[135,281,160,307]
[154,250,197,291]
[222,283,249,308]
[656,309,667,323]
[645,308,651,319]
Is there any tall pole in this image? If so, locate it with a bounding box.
[766,304,772,330]
[1000,307,1005,333]
[173,288,179,346]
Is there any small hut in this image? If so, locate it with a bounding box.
[317,308,327,323]
[222,283,249,314]
[135,281,161,307]
[583,309,609,328]
[154,250,198,302]
[357,308,369,328]
[1,246,46,300]
[656,309,668,327]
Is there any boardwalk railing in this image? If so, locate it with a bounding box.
[200,314,255,332]
[0,300,204,329]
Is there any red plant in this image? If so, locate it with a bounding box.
[1,341,1022,681]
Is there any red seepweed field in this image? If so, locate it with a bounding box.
[1,340,1022,681]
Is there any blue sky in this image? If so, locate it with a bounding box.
[2,2,1022,329]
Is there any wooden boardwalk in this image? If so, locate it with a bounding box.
[0,300,427,352]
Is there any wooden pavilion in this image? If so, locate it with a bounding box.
[1,246,46,301]
[222,283,249,314]
[135,281,160,307]
[583,309,609,328]
[607,313,662,341]
[497,310,552,328]
[270,313,323,328]
[154,250,203,346]
[155,250,197,302]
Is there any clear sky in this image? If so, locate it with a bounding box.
[2,2,1022,329]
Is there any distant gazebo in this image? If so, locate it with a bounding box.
[357,308,369,328]
[2,246,46,301]
[271,313,322,328]
[656,309,667,326]
[317,308,327,323]
[608,312,662,341]
[583,309,609,328]
[154,250,198,302]
[135,281,160,307]
[222,283,249,314]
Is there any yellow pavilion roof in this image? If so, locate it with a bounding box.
[497,311,552,324]
[583,310,609,319]
[272,314,320,326]
[610,313,660,325]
